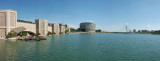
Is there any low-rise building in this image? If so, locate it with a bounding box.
[133,29,136,32]
[141,30,149,32]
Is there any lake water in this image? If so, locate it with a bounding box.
[0,33,160,61]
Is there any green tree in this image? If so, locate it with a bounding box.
[7,32,17,38]
[65,29,69,33]
[152,30,160,34]
[22,32,27,36]
[47,32,55,35]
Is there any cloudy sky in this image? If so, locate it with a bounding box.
[1,0,160,32]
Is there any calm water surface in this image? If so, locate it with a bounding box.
[0,33,160,61]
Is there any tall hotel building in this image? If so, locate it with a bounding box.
[0,10,17,38]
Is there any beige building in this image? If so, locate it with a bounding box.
[35,19,48,36]
[52,23,60,34]
[0,10,17,39]
[48,26,52,33]
[17,22,36,33]
[0,9,70,39]
[60,25,66,34]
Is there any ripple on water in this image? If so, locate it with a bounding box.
[0,33,160,61]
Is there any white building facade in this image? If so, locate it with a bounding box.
[35,19,48,36]
[0,9,70,39]
[0,10,17,39]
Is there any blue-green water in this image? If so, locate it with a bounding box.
[0,33,160,61]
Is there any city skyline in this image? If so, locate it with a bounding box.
[1,0,160,32]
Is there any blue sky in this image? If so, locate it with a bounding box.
[1,0,160,32]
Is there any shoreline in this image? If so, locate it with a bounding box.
[70,32,110,34]
[70,32,160,35]
[1,32,160,40]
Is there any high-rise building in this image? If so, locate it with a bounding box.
[60,25,66,34]
[80,22,96,32]
[35,19,48,36]
[51,23,60,34]
[0,9,17,38]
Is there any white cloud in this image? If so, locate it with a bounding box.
[69,24,79,29]
[86,20,93,22]
[125,23,128,25]
[146,24,150,27]
[103,25,126,32]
